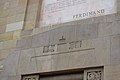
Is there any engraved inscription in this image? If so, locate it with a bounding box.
[43,45,55,53]
[42,0,116,26]
[45,0,86,12]
[22,75,39,80]
[69,41,82,50]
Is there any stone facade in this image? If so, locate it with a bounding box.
[0,0,120,80]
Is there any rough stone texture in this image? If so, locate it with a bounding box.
[16,37,32,50]
[110,35,120,65]
[17,49,37,74]
[0,0,120,80]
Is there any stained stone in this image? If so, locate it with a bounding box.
[0,32,13,42]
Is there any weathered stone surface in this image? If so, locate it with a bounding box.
[0,42,4,50]
[21,29,33,37]
[94,37,111,66]
[0,32,13,42]
[34,47,43,56]
[18,49,37,74]
[3,50,20,76]
[0,25,6,34]
[0,49,12,60]
[49,25,76,45]
[36,55,52,72]
[110,35,120,65]
[6,21,24,32]
[98,21,120,37]
[16,37,32,50]
[24,20,36,30]
[13,30,21,40]
[0,17,7,25]
[2,40,17,49]
[32,31,50,47]
[7,76,21,80]
[76,23,98,41]
[104,65,120,80]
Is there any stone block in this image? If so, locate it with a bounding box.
[3,50,20,76]
[3,40,17,49]
[6,21,24,32]
[18,49,37,74]
[57,43,68,52]
[106,14,116,22]
[7,15,16,24]
[34,47,43,56]
[13,30,21,40]
[117,0,120,11]
[52,53,70,71]
[15,13,25,22]
[98,22,112,37]
[76,23,98,41]
[29,0,39,5]
[0,49,12,60]
[27,3,39,13]
[0,32,13,42]
[0,59,5,66]
[16,37,32,50]
[68,50,97,69]
[104,65,120,80]
[92,37,111,66]
[49,25,76,45]
[0,77,8,80]
[98,21,120,37]
[24,21,36,30]
[94,16,106,23]
[18,0,28,6]
[15,6,26,14]
[25,12,37,21]
[32,31,50,47]
[7,76,21,80]
[0,25,6,34]
[110,35,120,65]
[0,17,7,25]
[0,42,4,50]
[36,55,52,72]
[21,29,33,37]
[0,9,9,18]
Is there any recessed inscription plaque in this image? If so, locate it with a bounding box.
[22,75,39,80]
[84,69,103,80]
[41,0,116,26]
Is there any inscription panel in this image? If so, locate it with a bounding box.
[41,0,116,26]
[84,69,103,80]
[22,75,39,80]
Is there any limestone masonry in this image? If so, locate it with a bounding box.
[0,0,120,80]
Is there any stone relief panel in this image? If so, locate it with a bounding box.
[43,45,56,53]
[22,75,39,80]
[84,69,103,80]
[69,41,82,50]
